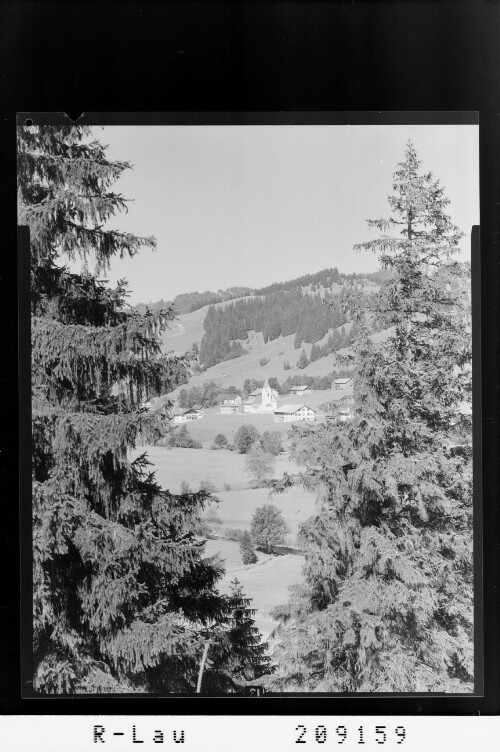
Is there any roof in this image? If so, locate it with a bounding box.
[183,408,202,415]
[333,377,352,384]
[218,393,239,402]
[274,404,315,415]
[290,385,310,391]
[250,388,262,397]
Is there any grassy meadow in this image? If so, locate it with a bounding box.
[204,538,304,637]
[133,407,323,640]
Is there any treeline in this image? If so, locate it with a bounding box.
[243,369,353,396]
[254,266,391,295]
[199,290,348,368]
[177,370,355,410]
[136,268,391,320]
[133,298,171,315]
[254,267,342,294]
[178,381,239,409]
[172,286,253,314]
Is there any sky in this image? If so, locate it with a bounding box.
[86,124,479,304]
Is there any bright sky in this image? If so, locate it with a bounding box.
[88,124,479,304]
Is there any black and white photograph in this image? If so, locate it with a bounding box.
[19,118,478,696]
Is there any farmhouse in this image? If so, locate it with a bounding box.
[289,384,312,396]
[217,393,242,406]
[332,377,353,389]
[220,404,240,414]
[326,397,355,422]
[172,408,204,423]
[243,377,278,413]
[274,404,316,423]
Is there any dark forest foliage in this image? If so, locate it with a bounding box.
[172,287,254,315]
[20,125,267,694]
[199,290,348,368]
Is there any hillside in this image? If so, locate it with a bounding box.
[160,324,393,403]
[154,267,390,395]
[161,295,260,356]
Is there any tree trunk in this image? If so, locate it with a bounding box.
[196,639,211,693]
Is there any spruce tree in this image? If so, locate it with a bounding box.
[199,579,271,693]
[268,143,473,692]
[239,532,258,565]
[19,125,252,694]
[297,348,309,369]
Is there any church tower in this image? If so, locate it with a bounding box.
[261,375,277,410]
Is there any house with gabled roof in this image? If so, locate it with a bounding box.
[274,404,316,423]
[332,377,353,389]
[289,384,312,396]
[172,408,204,423]
[217,393,242,406]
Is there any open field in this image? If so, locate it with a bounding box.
[211,486,316,541]
[172,409,297,446]
[136,444,315,638]
[203,538,305,638]
[132,446,317,540]
[133,446,301,493]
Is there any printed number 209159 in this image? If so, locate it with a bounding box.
[295,725,406,745]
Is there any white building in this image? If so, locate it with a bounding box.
[274,404,316,423]
[244,377,278,413]
[332,377,353,389]
[220,404,240,414]
[218,393,242,406]
[172,408,204,423]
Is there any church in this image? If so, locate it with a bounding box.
[243,376,279,413]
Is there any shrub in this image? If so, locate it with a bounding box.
[259,356,269,367]
[261,431,283,456]
[234,424,261,454]
[180,480,191,494]
[205,507,222,526]
[212,433,229,450]
[245,443,276,487]
[168,425,202,448]
[240,531,258,565]
[199,479,217,494]
[223,527,245,541]
[194,519,213,537]
[223,482,232,491]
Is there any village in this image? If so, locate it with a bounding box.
[133,374,356,639]
[170,375,354,424]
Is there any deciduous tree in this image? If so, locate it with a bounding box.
[250,505,289,553]
[245,443,276,487]
[234,424,261,454]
